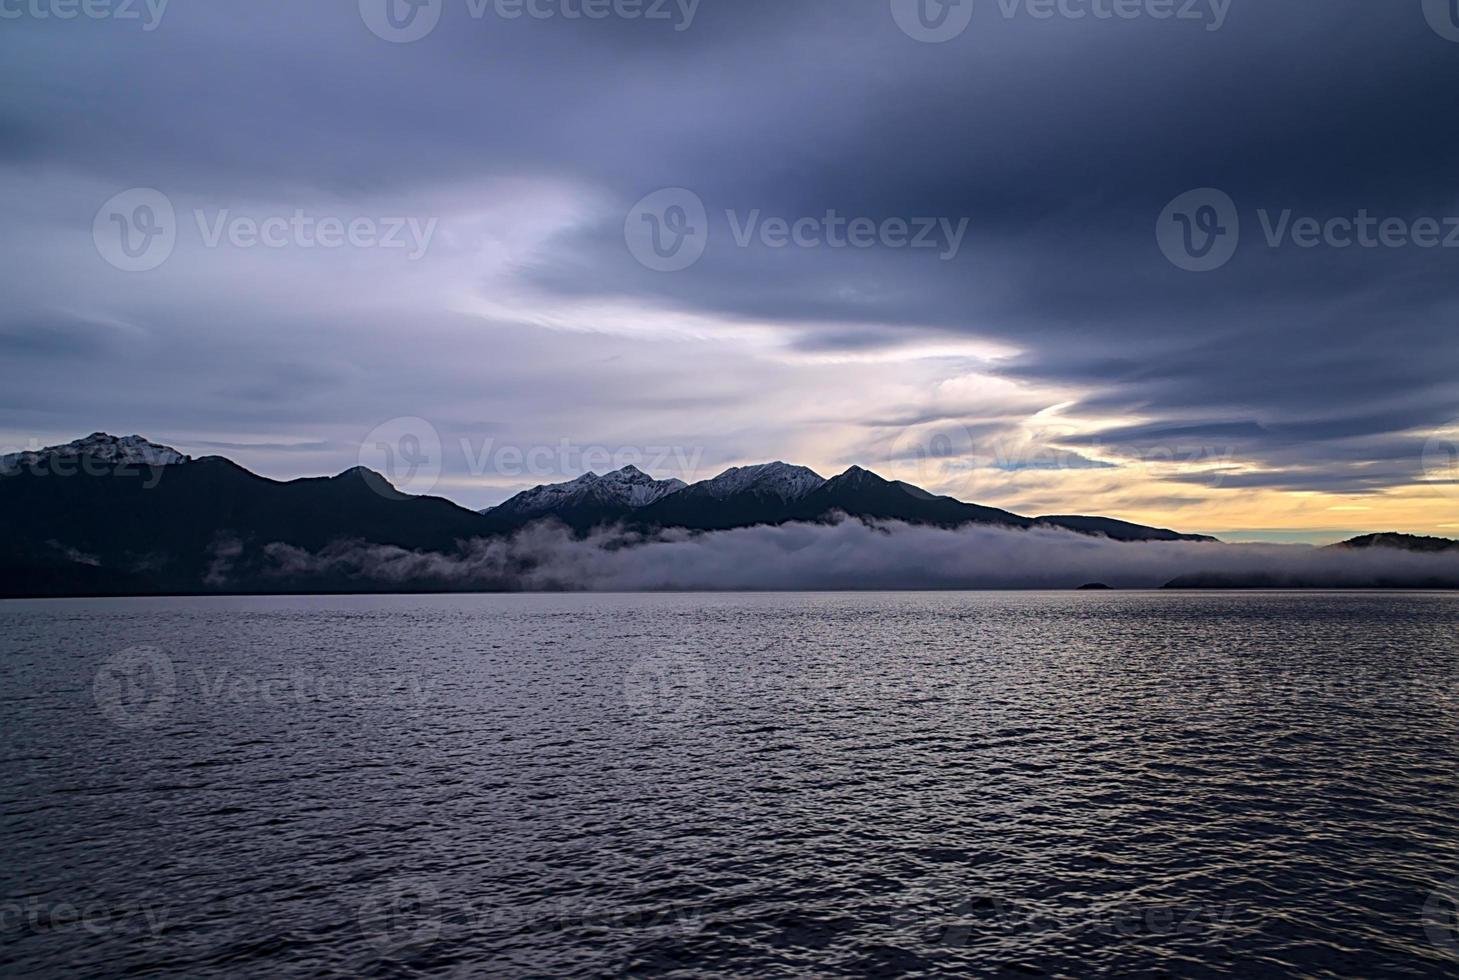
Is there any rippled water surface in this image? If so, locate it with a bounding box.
[4,592,1459,978]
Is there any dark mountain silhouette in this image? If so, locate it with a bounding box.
[1032,515,1208,543]
[628,462,827,532]
[1332,532,1459,554]
[609,465,1214,542]
[478,460,1217,541]
[2,433,1224,596]
[787,466,1033,529]
[0,453,487,596]
[479,465,686,535]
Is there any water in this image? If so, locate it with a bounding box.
[3,592,1459,978]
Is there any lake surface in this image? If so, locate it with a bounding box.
[3,592,1459,978]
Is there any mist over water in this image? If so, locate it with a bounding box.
[4,592,1459,977]
[258,518,1459,591]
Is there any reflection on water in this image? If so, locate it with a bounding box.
[3,592,1459,977]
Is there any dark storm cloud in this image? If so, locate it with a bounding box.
[0,311,133,359]
[1,0,1456,500]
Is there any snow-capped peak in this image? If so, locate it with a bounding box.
[488,465,687,516]
[594,465,689,507]
[697,462,826,501]
[0,432,189,475]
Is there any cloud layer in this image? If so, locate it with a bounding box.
[259,520,1459,592]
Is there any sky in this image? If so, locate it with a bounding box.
[1,0,1457,543]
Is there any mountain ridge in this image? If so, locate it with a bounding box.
[33,431,1454,597]
[0,433,189,474]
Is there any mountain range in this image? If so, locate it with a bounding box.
[0,433,1449,597]
[480,459,1218,542]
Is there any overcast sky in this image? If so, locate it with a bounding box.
[2,0,1457,541]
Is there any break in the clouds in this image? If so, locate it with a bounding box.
[1,0,1457,539]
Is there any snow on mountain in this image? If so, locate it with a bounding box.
[598,466,689,507]
[0,433,189,474]
[485,465,687,516]
[696,462,826,501]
